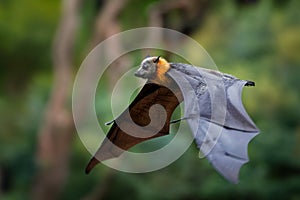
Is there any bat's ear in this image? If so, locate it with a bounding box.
[154,56,161,63]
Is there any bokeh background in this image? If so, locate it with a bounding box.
[1,0,300,199]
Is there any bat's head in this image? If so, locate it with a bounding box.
[135,56,170,83]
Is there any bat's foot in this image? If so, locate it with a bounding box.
[245,81,255,87]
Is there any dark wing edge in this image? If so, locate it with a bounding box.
[85,83,181,174]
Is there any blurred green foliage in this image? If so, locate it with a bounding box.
[1,0,300,199]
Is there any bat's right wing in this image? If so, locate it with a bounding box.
[168,64,259,183]
[194,79,259,183]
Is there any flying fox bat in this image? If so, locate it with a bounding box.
[85,56,259,183]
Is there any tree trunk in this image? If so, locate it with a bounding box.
[89,0,131,88]
[31,0,82,199]
[82,1,130,198]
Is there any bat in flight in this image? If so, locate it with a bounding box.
[85,56,259,183]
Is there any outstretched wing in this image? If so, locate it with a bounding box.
[85,82,182,174]
[169,63,259,183]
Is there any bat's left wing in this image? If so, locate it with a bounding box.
[169,63,259,183]
[85,82,182,174]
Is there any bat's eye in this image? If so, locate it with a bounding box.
[142,65,149,70]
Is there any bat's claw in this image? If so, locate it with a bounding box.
[245,81,255,87]
[105,120,114,126]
